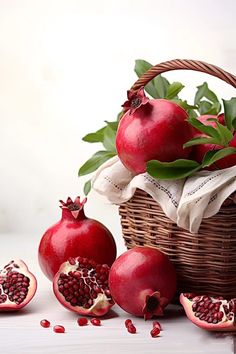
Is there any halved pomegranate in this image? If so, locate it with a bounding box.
[0,260,37,311]
[180,293,236,331]
[53,256,114,317]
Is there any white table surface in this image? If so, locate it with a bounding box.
[0,233,235,354]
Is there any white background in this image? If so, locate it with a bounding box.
[1,1,236,353]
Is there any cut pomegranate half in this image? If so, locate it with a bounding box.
[180,293,236,331]
[53,256,114,317]
[0,259,37,311]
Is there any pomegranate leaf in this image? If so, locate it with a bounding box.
[194,82,221,115]
[78,151,116,177]
[222,98,236,131]
[166,82,184,100]
[188,117,221,140]
[147,159,201,180]
[83,180,92,195]
[215,121,233,146]
[82,126,106,143]
[135,59,170,99]
[183,136,219,148]
[102,125,117,152]
[201,147,236,168]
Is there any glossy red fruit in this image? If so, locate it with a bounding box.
[53,256,114,317]
[150,326,160,337]
[0,260,37,311]
[180,293,236,331]
[90,318,101,326]
[191,114,236,169]
[40,319,50,328]
[38,197,117,281]
[116,88,193,174]
[153,321,162,330]
[108,247,177,319]
[53,325,65,333]
[77,317,88,326]
[127,323,136,334]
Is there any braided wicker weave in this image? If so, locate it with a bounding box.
[119,59,236,298]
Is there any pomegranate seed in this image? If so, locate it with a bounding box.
[150,326,160,337]
[125,319,132,328]
[40,319,50,328]
[53,325,65,333]
[77,317,88,326]
[127,323,136,334]
[90,318,101,326]
[153,321,162,330]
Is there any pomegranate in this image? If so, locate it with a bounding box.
[127,323,136,334]
[0,259,37,311]
[191,114,236,169]
[180,293,236,331]
[38,197,116,281]
[150,326,160,337]
[116,88,193,174]
[53,256,114,317]
[77,317,88,326]
[40,319,51,328]
[90,318,101,326]
[108,246,177,320]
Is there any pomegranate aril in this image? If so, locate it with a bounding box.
[40,319,50,328]
[53,325,65,333]
[125,319,132,328]
[77,317,88,326]
[150,326,160,337]
[153,321,162,330]
[90,318,101,326]
[127,323,136,334]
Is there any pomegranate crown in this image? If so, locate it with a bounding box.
[59,197,87,219]
[122,87,149,114]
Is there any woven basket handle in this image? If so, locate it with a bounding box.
[131,59,236,92]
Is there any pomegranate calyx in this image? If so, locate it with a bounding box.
[143,291,168,320]
[122,87,149,114]
[59,196,87,219]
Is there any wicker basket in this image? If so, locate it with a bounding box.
[119,59,236,299]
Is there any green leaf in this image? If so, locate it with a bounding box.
[183,136,219,148]
[153,75,170,98]
[134,59,159,98]
[202,147,236,168]
[147,159,201,180]
[198,101,221,115]
[102,125,117,152]
[222,98,236,131]
[82,126,106,143]
[166,82,184,99]
[188,117,221,140]
[83,180,92,195]
[104,120,119,131]
[194,82,220,105]
[135,59,172,99]
[78,151,116,176]
[215,121,233,146]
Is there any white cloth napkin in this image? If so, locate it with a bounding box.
[92,156,236,233]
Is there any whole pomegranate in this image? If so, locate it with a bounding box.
[38,197,117,281]
[116,88,193,174]
[53,256,114,316]
[0,259,37,311]
[191,114,236,169]
[180,293,236,331]
[108,246,177,319]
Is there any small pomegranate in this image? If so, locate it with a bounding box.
[53,325,65,333]
[191,114,236,169]
[180,293,236,331]
[108,247,177,320]
[53,256,114,317]
[40,319,51,328]
[116,88,193,174]
[0,260,37,311]
[38,197,117,281]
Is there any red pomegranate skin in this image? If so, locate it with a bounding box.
[191,114,236,169]
[116,99,193,174]
[108,246,176,319]
[38,198,117,281]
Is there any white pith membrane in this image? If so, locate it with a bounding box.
[0,260,36,308]
[56,257,113,314]
[182,293,236,329]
